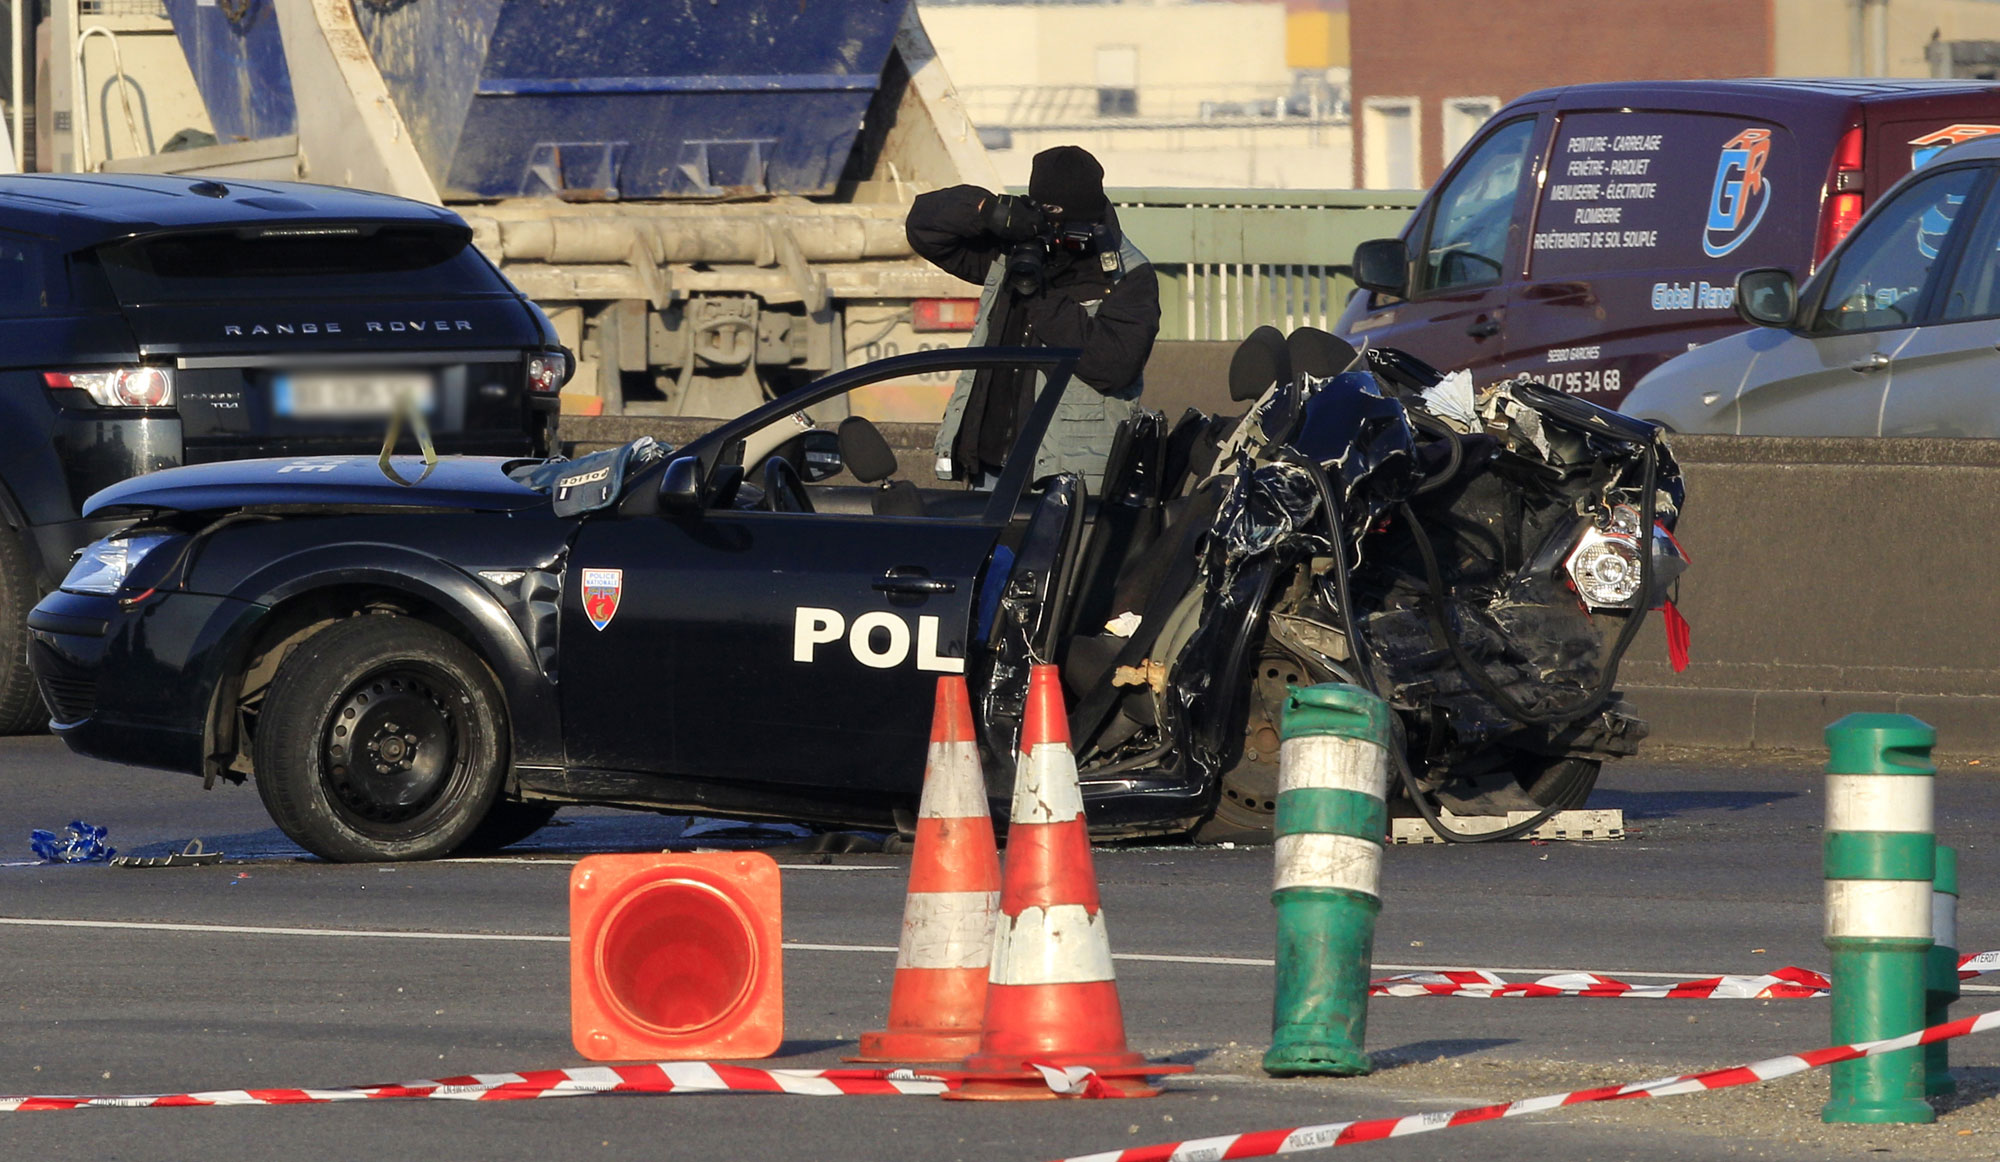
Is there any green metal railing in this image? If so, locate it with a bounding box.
[1109,188,1422,341]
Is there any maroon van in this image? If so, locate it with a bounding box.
[1335,79,2000,407]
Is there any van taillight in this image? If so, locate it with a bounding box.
[1815,127,1866,265]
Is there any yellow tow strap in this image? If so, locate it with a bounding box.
[376,384,438,487]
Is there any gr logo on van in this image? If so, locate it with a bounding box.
[792,606,965,673]
[1703,127,1774,258]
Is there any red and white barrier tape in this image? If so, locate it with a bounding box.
[1371,966,1831,999]
[1049,1009,2000,1162]
[0,1062,952,1112]
[1369,949,1999,1000]
[12,953,1997,1115]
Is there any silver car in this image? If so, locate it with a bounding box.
[1622,134,2000,436]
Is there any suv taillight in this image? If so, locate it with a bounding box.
[525,351,571,393]
[44,367,175,407]
[1815,126,1866,267]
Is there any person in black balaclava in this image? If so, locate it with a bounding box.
[906,145,1160,489]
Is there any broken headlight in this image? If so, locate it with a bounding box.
[60,532,176,595]
[1564,505,1687,610]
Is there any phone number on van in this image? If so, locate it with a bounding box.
[1541,368,1622,395]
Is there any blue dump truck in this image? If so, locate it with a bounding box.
[41,0,999,422]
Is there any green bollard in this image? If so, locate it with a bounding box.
[1821,713,1936,1125]
[1263,683,1391,1078]
[1925,843,1959,1098]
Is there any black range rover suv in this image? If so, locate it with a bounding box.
[0,174,566,731]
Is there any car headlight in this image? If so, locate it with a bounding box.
[61,532,176,595]
[1567,535,1643,607]
[1564,504,1690,610]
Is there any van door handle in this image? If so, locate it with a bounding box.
[1850,352,1890,373]
[1465,319,1500,339]
[873,567,956,595]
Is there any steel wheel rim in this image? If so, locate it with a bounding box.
[1219,646,1310,822]
[319,663,469,838]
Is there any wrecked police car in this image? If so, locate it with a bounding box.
[28,340,1685,861]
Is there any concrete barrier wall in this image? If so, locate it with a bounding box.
[569,346,2000,754]
[1619,435,2000,755]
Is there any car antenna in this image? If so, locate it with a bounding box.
[187,180,230,199]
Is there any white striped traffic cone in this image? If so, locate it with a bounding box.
[948,664,1188,1099]
[849,676,1002,1062]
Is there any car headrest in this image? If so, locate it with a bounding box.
[874,479,926,517]
[1228,325,1291,402]
[837,416,900,484]
[1287,326,1358,378]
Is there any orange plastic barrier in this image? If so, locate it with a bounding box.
[570,851,783,1061]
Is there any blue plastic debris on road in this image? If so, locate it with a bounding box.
[29,821,114,864]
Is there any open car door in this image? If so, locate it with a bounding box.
[556,348,1086,817]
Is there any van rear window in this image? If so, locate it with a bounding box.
[94,225,511,305]
[1530,112,1799,278]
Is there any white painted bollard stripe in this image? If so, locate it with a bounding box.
[919,741,989,819]
[989,904,1117,985]
[1012,743,1086,824]
[1273,833,1382,896]
[896,890,1001,969]
[1826,879,1933,940]
[1277,737,1389,797]
[1825,775,1934,832]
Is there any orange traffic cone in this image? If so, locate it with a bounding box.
[947,664,1190,1100]
[848,676,1003,1062]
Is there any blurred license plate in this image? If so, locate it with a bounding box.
[274,373,434,417]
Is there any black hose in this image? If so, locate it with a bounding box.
[1398,436,1659,730]
[1286,433,1657,843]
[1280,454,1536,842]
[1408,411,1465,496]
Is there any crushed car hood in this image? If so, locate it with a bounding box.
[83,455,547,517]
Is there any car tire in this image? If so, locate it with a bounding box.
[460,801,559,852]
[254,614,508,862]
[0,529,49,735]
[1519,755,1600,811]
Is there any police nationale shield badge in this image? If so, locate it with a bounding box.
[582,567,622,631]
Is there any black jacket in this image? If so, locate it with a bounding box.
[907,185,1161,474]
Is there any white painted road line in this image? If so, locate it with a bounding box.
[11,916,1977,989]
[441,857,896,870]
[0,916,565,943]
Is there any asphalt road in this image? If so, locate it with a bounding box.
[2,738,1997,1161]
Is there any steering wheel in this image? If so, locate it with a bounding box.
[761,456,813,513]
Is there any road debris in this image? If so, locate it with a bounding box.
[28,821,113,863]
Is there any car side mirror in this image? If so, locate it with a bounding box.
[799,429,842,482]
[657,455,704,517]
[1735,268,1797,328]
[1352,238,1409,298]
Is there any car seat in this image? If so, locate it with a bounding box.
[837,416,924,517]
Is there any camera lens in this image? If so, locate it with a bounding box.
[1006,240,1047,295]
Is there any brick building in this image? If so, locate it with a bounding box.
[1351,0,2000,188]
[1350,0,1771,188]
